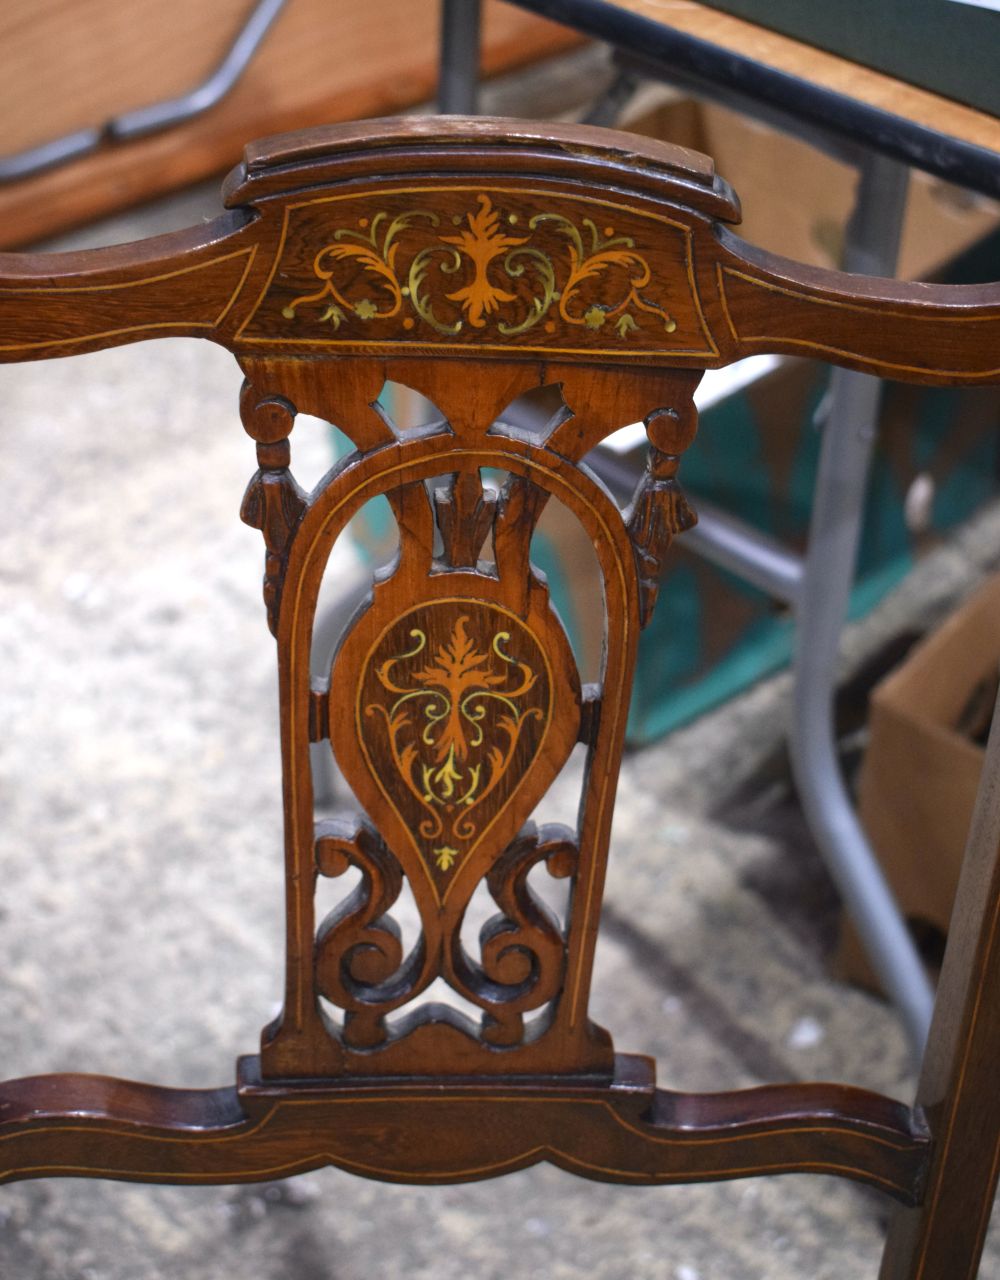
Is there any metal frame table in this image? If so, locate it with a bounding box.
[438,0,1000,1053]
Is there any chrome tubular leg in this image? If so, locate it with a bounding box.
[438,0,482,115]
[790,153,935,1053]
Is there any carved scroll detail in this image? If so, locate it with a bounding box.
[451,824,578,1047]
[314,816,424,1049]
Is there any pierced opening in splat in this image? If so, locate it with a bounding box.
[529,487,605,687]
[487,384,571,445]
[375,381,449,441]
[310,491,401,814]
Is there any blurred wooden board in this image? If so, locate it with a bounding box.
[505,0,1000,196]
[572,0,1000,155]
[0,0,583,247]
[690,0,1000,117]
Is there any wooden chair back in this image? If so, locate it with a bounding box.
[2,117,1000,1278]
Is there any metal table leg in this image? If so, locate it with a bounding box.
[790,152,935,1052]
[439,0,482,114]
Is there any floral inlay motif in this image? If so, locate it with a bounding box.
[280,193,677,341]
[363,610,547,883]
[440,195,528,328]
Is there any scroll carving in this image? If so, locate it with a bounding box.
[314,816,422,1049]
[450,824,578,1046]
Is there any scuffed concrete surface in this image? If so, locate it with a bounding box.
[0,185,999,1279]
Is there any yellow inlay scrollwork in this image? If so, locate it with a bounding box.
[281,194,675,341]
[281,209,440,328]
[364,615,543,875]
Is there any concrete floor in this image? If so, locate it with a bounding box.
[2,138,1000,1280]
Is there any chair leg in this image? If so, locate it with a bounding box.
[879,684,1000,1278]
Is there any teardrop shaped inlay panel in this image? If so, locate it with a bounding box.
[330,587,580,905]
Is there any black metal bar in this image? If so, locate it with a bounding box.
[439,0,483,115]
[0,0,287,183]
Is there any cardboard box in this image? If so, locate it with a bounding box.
[840,574,1000,991]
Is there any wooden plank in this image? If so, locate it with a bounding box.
[601,0,1000,156]
[0,0,583,248]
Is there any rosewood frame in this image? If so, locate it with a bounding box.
[1,117,999,1278]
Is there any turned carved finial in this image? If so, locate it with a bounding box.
[627,406,698,629]
[238,379,307,636]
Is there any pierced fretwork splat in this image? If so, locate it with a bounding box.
[231,354,711,1082]
[232,356,703,1081]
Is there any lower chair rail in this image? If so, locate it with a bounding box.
[0,1054,928,1202]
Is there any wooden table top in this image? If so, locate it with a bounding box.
[508,0,1000,194]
